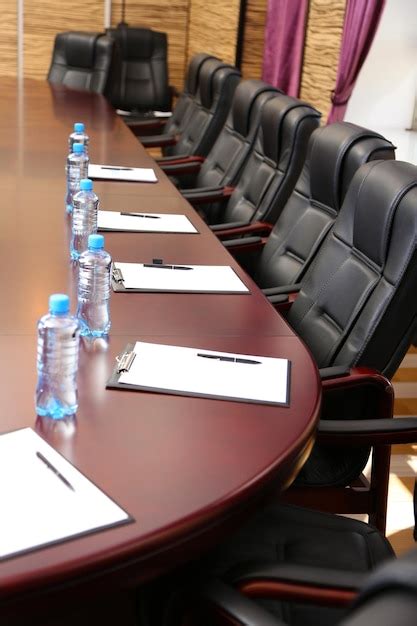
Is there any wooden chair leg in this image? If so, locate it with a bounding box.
[368,444,391,534]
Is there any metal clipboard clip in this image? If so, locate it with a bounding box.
[116,351,136,373]
[112,267,124,284]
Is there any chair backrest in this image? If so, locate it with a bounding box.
[252,122,395,289]
[217,94,321,227]
[287,159,417,379]
[106,26,170,112]
[164,58,241,158]
[195,80,281,208]
[342,549,417,626]
[47,32,115,95]
[163,53,218,137]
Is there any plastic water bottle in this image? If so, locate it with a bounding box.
[65,143,89,214]
[36,294,80,419]
[77,234,112,337]
[68,122,89,155]
[70,178,99,261]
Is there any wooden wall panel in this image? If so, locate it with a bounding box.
[24,1,104,80]
[0,1,17,77]
[111,0,190,93]
[187,0,240,67]
[300,0,346,121]
[241,0,267,80]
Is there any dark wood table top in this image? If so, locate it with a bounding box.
[0,79,321,614]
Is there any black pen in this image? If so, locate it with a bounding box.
[197,353,261,365]
[120,212,160,219]
[101,166,134,171]
[36,451,75,492]
[143,263,193,270]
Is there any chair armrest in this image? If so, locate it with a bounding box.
[140,133,178,148]
[262,284,301,297]
[229,563,360,608]
[198,580,284,626]
[156,155,205,166]
[270,292,299,312]
[215,221,274,239]
[182,186,235,206]
[125,119,168,136]
[320,367,393,396]
[317,417,417,445]
[211,220,251,232]
[159,160,203,176]
[222,236,264,251]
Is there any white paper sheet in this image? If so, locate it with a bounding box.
[118,342,290,405]
[88,164,157,183]
[98,211,198,233]
[0,428,131,560]
[113,261,249,293]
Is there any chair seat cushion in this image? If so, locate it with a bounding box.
[200,504,394,626]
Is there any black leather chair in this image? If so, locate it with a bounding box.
[271,159,417,531]
[166,80,282,218]
[47,31,116,96]
[197,93,321,228]
[129,53,217,137]
[106,26,171,114]
[224,123,395,293]
[186,505,417,626]
[141,57,241,158]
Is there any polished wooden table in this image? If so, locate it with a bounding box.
[0,79,321,623]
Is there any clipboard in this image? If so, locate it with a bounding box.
[88,164,157,183]
[0,428,133,561]
[111,261,250,294]
[97,210,199,234]
[107,341,291,407]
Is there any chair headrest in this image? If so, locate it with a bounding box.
[230,80,280,138]
[309,122,395,211]
[261,94,320,162]
[197,59,235,109]
[186,54,217,95]
[107,27,167,59]
[335,159,417,269]
[61,32,101,69]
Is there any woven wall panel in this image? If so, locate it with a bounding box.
[24,1,104,80]
[111,0,190,93]
[300,0,346,120]
[241,0,267,80]
[0,2,17,77]
[187,0,240,66]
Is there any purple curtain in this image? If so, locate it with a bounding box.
[327,0,386,123]
[262,0,309,97]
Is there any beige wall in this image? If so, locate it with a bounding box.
[111,0,190,93]
[241,0,267,80]
[3,0,346,121]
[0,0,17,77]
[187,0,241,67]
[300,0,346,120]
[24,1,105,80]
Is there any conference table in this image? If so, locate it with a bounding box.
[0,79,321,624]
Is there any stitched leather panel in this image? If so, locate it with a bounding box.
[288,160,417,374]
[196,81,279,194]
[48,32,115,95]
[251,123,396,290]
[165,62,240,158]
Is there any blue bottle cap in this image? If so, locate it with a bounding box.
[80,179,93,191]
[49,294,70,315]
[88,234,104,250]
[73,143,84,154]
[74,122,85,132]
